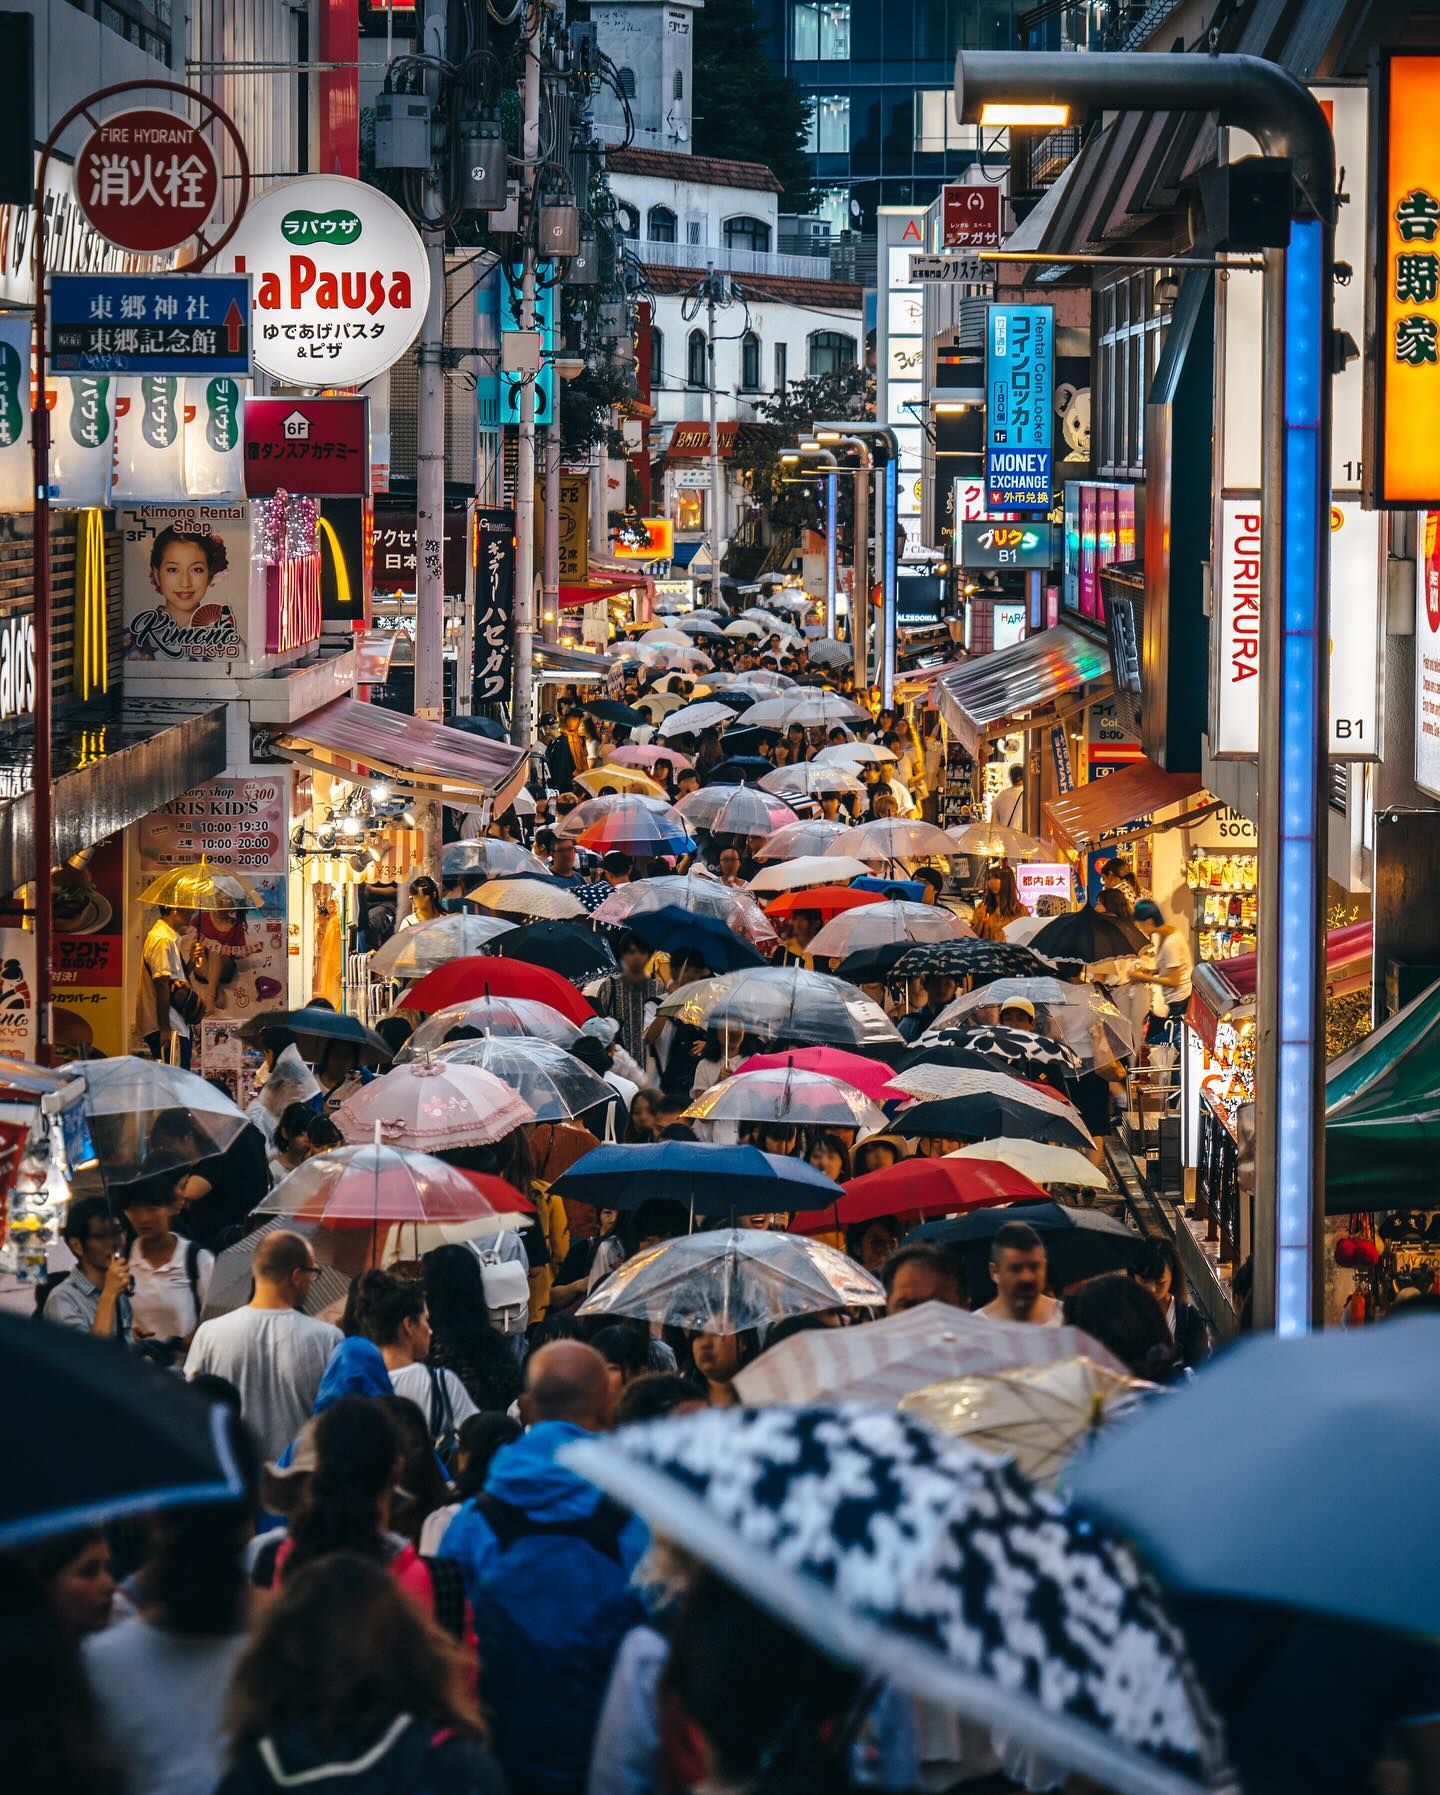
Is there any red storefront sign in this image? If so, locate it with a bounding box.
[266,554,323,655]
[75,109,221,253]
[244,397,370,497]
[667,421,739,459]
[942,184,1001,250]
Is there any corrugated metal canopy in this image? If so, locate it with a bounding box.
[278,699,529,810]
[936,626,1111,756]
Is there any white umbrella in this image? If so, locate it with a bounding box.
[948,1139,1112,1190]
[744,691,869,729]
[335,1059,535,1150]
[369,912,516,977]
[828,819,957,865]
[808,900,967,961]
[888,1064,1080,1121]
[656,700,736,738]
[760,763,866,799]
[724,619,764,638]
[814,741,897,766]
[738,669,797,690]
[471,877,586,921]
[756,819,854,861]
[949,822,1055,863]
[747,854,871,895]
[639,627,692,647]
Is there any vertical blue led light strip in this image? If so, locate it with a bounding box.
[882,455,898,707]
[1275,218,1324,1336]
[825,471,838,636]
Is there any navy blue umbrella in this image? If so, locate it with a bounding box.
[704,756,773,786]
[552,1140,842,1213]
[584,698,648,728]
[625,904,767,972]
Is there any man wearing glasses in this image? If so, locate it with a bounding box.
[185,1230,341,1460]
[45,1197,133,1341]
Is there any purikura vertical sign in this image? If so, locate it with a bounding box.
[1212,498,1262,756]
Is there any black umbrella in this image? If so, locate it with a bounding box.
[892,1092,1092,1150]
[584,698,648,728]
[893,939,1054,983]
[704,756,773,786]
[0,1311,247,1549]
[1029,907,1145,965]
[909,1201,1149,1304]
[493,919,618,984]
[713,691,756,712]
[836,941,918,985]
[447,713,509,742]
[238,1007,391,1060]
[718,726,779,758]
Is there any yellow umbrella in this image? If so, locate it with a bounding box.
[576,765,669,799]
[947,1139,1111,1190]
[137,858,262,912]
[899,1357,1148,1490]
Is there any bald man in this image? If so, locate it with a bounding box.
[438,1338,649,1795]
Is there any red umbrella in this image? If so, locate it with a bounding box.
[736,1047,901,1104]
[405,956,596,1024]
[458,1170,535,1216]
[765,886,887,921]
[792,1157,1046,1234]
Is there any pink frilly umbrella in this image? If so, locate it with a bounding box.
[334,1060,535,1151]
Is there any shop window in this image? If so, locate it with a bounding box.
[804,94,850,155]
[741,330,762,391]
[647,205,677,243]
[791,0,850,60]
[687,328,707,388]
[724,215,772,253]
[677,487,706,531]
[808,330,856,376]
[1095,269,1170,478]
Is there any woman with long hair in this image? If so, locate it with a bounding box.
[18,1526,115,1639]
[422,1244,523,1415]
[3,1559,123,1795]
[970,862,1026,941]
[219,1555,502,1795]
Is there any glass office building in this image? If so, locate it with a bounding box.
[758,0,1025,234]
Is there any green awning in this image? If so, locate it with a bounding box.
[1326,978,1440,1212]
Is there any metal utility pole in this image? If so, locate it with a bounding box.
[511,3,542,748]
[542,424,560,642]
[413,1,450,877]
[818,423,899,694]
[706,269,724,605]
[590,433,609,560]
[954,49,1335,1332]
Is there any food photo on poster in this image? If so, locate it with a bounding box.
[118,504,248,663]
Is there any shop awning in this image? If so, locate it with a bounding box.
[1044,758,1208,856]
[935,626,1112,756]
[277,699,529,810]
[535,642,616,674]
[559,571,651,610]
[1187,920,1373,1053]
[1325,965,1440,1213]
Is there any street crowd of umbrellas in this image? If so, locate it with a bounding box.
[6,597,1431,1795]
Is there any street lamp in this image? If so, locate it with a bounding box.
[955,49,1335,1334]
[815,422,901,708]
[782,445,840,637]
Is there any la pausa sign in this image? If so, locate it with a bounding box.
[223,175,430,387]
[0,610,35,723]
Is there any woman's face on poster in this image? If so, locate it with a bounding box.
[152,543,212,623]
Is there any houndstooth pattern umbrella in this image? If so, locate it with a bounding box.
[563,1406,1228,1795]
[910,1024,1083,1077]
[893,939,1053,983]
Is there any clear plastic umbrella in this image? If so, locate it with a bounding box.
[759,763,866,799]
[756,820,853,861]
[660,966,902,1048]
[555,793,679,837]
[639,627,692,647]
[806,638,855,667]
[808,900,967,961]
[424,1035,613,1122]
[575,765,669,799]
[635,691,689,720]
[748,854,871,895]
[440,839,549,881]
[593,874,777,947]
[743,691,869,729]
[471,877,586,921]
[72,1057,250,1180]
[948,822,1055,863]
[334,1059,536,1149]
[736,668,796,689]
[683,1067,887,1133]
[608,744,694,773]
[656,700,736,739]
[929,978,1136,1065]
[829,819,958,865]
[576,1226,883,1333]
[889,1064,1081,1121]
[676,785,798,836]
[397,995,581,1056]
[676,615,725,637]
[369,912,516,978]
[254,1141,519,1232]
[136,860,262,913]
[723,618,764,638]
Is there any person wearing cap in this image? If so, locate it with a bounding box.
[998,995,1037,1030]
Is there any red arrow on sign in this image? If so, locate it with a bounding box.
[224,301,245,354]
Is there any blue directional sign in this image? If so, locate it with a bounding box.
[984,303,1053,512]
[499,260,555,427]
[49,274,253,375]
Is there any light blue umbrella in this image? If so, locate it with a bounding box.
[1069,1316,1440,1637]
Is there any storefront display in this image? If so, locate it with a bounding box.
[1184,805,1258,963]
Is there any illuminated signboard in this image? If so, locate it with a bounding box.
[612,518,675,561]
[984,304,1052,511]
[1369,52,1440,507]
[959,521,1053,569]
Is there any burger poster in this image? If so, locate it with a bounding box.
[119,505,249,665]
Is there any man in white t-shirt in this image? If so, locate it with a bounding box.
[137,905,197,1067]
[978,1220,1062,1325]
[118,1181,212,1359]
[185,1230,341,1460]
[1131,898,1194,1022]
